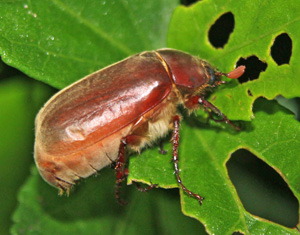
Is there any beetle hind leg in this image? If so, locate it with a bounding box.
[114,135,158,204]
[115,139,128,205]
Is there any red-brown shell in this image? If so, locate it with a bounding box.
[35,51,175,189]
[34,49,215,190]
[157,49,212,90]
[36,52,172,156]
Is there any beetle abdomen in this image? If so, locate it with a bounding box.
[35,124,133,191]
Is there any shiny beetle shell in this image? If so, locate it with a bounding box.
[34,49,244,192]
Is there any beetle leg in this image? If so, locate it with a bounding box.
[172,115,204,205]
[115,136,159,204]
[159,140,167,155]
[198,97,240,130]
[133,182,158,192]
[185,95,240,130]
[115,138,128,205]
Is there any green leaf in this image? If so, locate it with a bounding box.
[0,0,204,234]
[168,0,300,121]
[130,98,300,234]
[0,73,55,234]
[0,76,33,234]
[2,0,299,234]
[130,1,300,234]
[0,0,177,89]
[12,167,205,234]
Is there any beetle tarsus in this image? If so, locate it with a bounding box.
[134,182,158,192]
[158,140,167,155]
[115,179,128,205]
[172,115,204,204]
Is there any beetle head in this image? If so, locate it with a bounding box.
[158,49,211,91]
[157,49,245,95]
[209,65,246,87]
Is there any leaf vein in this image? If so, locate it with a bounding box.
[51,0,133,55]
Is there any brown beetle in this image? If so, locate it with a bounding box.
[34,49,245,205]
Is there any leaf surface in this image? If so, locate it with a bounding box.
[130,1,300,234]
[0,0,176,88]
[1,0,299,234]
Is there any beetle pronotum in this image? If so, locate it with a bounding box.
[34,49,245,205]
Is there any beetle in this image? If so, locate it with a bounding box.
[34,49,245,205]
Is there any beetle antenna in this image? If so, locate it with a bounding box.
[215,65,245,79]
[225,65,246,79]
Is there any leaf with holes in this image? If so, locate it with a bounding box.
[168,0,299,121]
[1,0,299,234]
[130,98,300,235]
[131,0,300,234]
[0,0,201,234]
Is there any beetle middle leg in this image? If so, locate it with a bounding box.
[172,115,204,205]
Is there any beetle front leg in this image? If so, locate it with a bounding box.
[172,115,204,205]
[198,98,240,130]
[185,96,240,130]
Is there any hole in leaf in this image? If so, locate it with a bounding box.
[270,33,292,65]
[208,12,234,48]
[227,149,298,228]
[232,232,244,235]
[247,89,253,97]
[180,0,199,6]
[236,56,267,83]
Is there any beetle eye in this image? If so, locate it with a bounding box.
[208,69,216,85]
